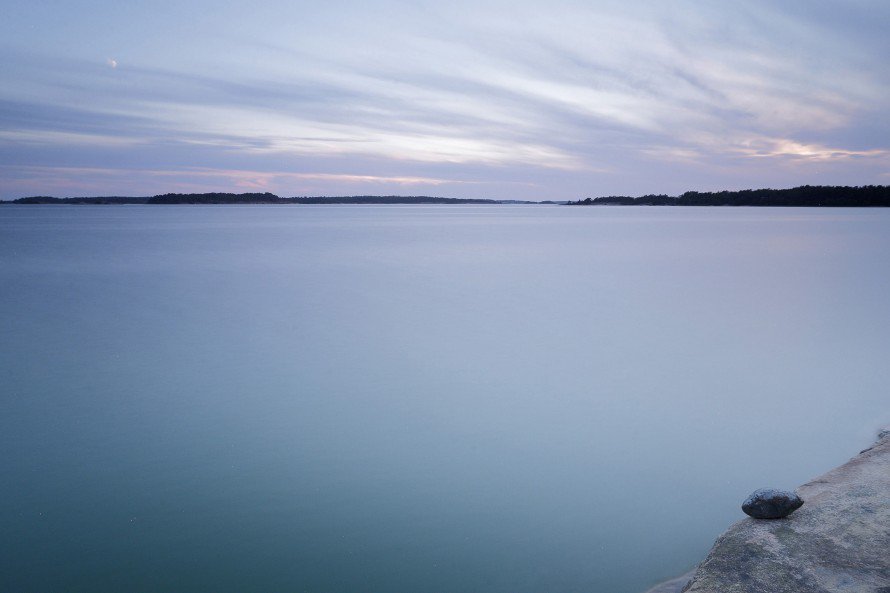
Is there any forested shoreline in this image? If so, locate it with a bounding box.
[6,193,506,205]
[5,185,890,206]
[567,185,890,207]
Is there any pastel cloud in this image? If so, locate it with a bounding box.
[0,0,887,199]
[0,164,517,199]
[738,139,888,162]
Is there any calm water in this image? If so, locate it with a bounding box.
[1,205,888,593]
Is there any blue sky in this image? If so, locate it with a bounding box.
[2,0,888,200]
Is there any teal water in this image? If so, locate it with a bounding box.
[2,205,888,593]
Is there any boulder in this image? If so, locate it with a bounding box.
[741,488,803,519]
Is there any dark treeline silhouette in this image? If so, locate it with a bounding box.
[7,193,505,205]
[289,195,496,204]
[568,185,890,207]
[10,196,150,204]
[147,193,501,204]
[148,192,283,204]
[8,186,890,206]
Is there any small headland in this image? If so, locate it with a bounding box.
[642,426,890,593]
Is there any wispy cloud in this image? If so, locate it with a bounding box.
[1,0,887,198]
[0,165,518,197]
[737,139,888,162]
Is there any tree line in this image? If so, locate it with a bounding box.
[567,185,890,207]
[8,186,890,206]
[7,193,501,205]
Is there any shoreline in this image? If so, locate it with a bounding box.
[3,185,890,207]
[641,425,890,593]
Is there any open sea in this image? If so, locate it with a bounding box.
[1,204,888,593]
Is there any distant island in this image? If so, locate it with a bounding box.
[568,185,890,207]
[6,193,551,205]
[4,185,890,206]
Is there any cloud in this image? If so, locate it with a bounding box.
[0,129,142,147]
[1,1,888,198]
[147,168,488,187]
[736,138,888,162]
[0,164,516,198]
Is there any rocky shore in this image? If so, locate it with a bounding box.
[643,426,890,593]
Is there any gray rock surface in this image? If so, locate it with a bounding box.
[640,570,695,593]
[680,427,890,593]
[741,488,804,519]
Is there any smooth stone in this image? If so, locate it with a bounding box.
[741,488,803,519]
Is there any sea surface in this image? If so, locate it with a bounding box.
[1,205,888,593]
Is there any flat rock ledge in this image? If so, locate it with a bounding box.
[675,427,890,593]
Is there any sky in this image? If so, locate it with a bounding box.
[1,0,888,200]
